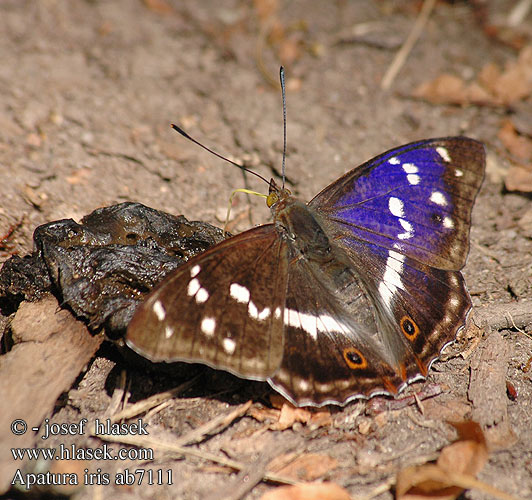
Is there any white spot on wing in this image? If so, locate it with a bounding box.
[190,265,201,278]
[389,156,400,165]
[152,300,166,321]
[283,309,349,340]
[187,278,200,297]
[389,197,405,218]
[407,174,420,185]
[258,307,271,321]
[230,283,250,304]
[223,337,236,355]
[248,301,271,321]
[430,191,447,206]
[449,296,460,308]
[248,300,258,319]
[443,216,454,229]
[274,307,281,319]
[455,169,463,177]
[378,250,405,308]
[436,146,451,162]
[402,163,418,174]
[298,379,310,392]
[165,325,174,339]
[195,287,209,303]
[201,317,216,337]
[398,219,414,239]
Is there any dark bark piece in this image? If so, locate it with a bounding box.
[0,202,226,334]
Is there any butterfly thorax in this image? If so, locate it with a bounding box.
[268,184,332,263]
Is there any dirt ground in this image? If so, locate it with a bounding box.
[1,1,531,499]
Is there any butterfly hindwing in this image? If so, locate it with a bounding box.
[126,224,288,380]
[268,247,406,406]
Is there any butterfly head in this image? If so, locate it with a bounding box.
[266,178,291,208]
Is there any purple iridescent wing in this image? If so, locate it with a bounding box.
[310,137,485,271]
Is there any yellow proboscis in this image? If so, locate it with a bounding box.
[225,188,268,234]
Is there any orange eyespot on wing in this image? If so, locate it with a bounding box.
[400,315,420,341]
[343,347,368,370]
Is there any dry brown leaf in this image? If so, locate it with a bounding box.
[492,46,532,103]
[276,403,313,430]
[270,393,291,408]
[413,74,468,105]
[260,482,351,500]
[413,45,532,107]
[248,406,281,423]
[254,0,279,22]
[441,421,488,476]
[267,395,331,430]
[498,120,532,162]
[396,421,488,500]
[142,0,174,15]
[422,398,471,423]
[505,165,532,192]
[497,119,532,192]
[273,453,338,481]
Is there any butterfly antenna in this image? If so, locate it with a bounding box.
[171,124,270,186]
[280,66,287,189]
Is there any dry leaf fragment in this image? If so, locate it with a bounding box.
[413,74,468,105]
[260,482,351,500]
[268,395,331,430]
[498,120,532,162]
[396,421,488,500]
[413,45,532,107]
[505,165,532,192]
[142,0,174,15]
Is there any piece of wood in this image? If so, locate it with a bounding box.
[0,295,103,493]
[468,331,517,449]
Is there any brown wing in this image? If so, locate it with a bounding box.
[126,224,288,380]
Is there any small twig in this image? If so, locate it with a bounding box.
[446,471,522,500]
[110,377,199,423]
[173,400,252,447]
[381,0,437,90]
[507,312,532,340]
[143,399,173,421]
[471,239,502,264]
[214,436,301,500]
[105,370,128,418]
[473,303,532,332]
[507,0,532,27]
[206,453,272,500]
[95,432,299,486]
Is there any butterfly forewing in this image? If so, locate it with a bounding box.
[310,138,485,271]
[126,224,288,380]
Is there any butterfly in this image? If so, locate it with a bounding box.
[126,136,485,406]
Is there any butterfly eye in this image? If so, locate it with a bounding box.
[342,347,368,370]
[267,192,279,208]
[400,316,420,341]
